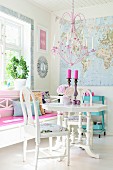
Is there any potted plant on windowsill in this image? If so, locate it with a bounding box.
[6,56,29,90]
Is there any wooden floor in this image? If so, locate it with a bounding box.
[0,136,113,170]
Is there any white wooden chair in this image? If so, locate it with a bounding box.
[20,87,70,170]
[63,89,93,146]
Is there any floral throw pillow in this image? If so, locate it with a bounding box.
[32,91,45,115]
[42,91,51,103]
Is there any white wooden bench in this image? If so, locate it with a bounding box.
[0,90,57,148]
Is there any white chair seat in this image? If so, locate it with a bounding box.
[67,116,86,122]
[67,116,87,126]
[40,123,68,133]
[24,123,69,142]
[25,122,68,134]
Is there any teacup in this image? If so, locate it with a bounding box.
[60,96,71,105]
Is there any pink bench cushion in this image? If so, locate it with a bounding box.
[0,112,57,127]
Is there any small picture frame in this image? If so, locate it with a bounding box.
[38,26,48,53]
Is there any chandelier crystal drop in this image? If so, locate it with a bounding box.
[52,0,95,66]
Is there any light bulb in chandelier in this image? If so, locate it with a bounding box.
[51,0,96,66]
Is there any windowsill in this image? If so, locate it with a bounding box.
[0,88,20,99]
[0,86,15,91]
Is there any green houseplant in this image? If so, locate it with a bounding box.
[6,56,29,90]
[6,56,29,79]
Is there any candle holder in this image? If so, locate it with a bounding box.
[74,78,78,100]
[71,78,80,105]
[67,78,71,87]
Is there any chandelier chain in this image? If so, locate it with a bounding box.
[72,0,75,14]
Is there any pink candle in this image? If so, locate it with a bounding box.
[67,69,71,78]
[74,70,78,79]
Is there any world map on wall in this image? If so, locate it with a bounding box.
[60,16,113,86]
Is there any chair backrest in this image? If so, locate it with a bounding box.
[20,86,40,143]
[81,89,92,105]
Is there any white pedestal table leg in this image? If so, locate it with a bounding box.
[77,112,83,143]
[84,112,99,158]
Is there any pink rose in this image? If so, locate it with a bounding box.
[57,84,68,95]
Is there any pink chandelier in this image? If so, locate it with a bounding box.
[52,0,95,66]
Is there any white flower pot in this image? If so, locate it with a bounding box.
[14,79,26,90]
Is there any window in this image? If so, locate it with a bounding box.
[0,45,2,82]
[0,12,31,87]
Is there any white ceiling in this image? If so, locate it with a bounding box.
[27,0,113,12]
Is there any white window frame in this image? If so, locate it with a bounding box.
[0,15,24,84]
[5,20,23,49]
